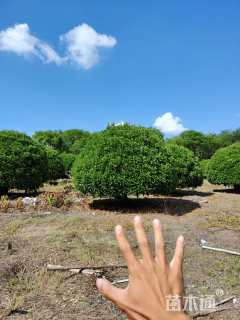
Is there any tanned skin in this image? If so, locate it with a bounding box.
[96,216,190,320]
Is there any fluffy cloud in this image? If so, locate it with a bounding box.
[153,112,187,135]
[0,24,63,65]
[0,23,117,69]
[60,23,117,69]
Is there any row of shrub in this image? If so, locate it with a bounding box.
[0,131,75,194]
[1,126,239,197]
[72,125,240,198]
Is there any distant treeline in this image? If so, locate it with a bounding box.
[32,127,240,160]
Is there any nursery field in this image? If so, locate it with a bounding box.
[0,181,240,320]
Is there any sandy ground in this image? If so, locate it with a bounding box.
[0,181,239,319]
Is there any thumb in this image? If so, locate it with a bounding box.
[96,278,125,304]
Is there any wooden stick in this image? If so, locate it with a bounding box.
[192,296,235,318]
[47,264,127,272]
[215,296,235,306]
[201,245,240,256]
[111,278,129,285]
[192,306,230,318]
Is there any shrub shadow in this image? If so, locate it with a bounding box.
[172,189,213,197]
[213,188,240,194]
[90,197,200,216]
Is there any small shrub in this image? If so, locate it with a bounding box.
[207,143,240,191]
[45,193,65,208]
[0,195,10,212]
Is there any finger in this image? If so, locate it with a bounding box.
[134,216,153,263]
[153,219,167,267]
[96,278,125,304]
[170,235,184,272]
[115,225,138,274]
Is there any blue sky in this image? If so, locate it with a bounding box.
[0,0,240,136]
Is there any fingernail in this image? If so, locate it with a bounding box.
[153,218,160,226]
[115,225,122,234]
[96,278,103,289]
[134,215,141,223]
[179,235,184,242]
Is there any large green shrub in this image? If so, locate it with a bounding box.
[46,148,65,181]
[207,143,240,191]
[0,131,48,193]
[72,125,177,199]
[166,144,203,188]
[59,153,76,176]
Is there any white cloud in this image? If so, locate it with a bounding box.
[153,112,187,136]
[0,23,63,65]
[60,23,117,69]
[0,23,117,69]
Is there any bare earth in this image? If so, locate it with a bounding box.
[0,181,240,319]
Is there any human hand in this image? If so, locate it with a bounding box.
[96,216,190,320]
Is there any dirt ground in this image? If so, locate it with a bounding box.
[0,181,239,319]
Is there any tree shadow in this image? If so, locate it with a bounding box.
[90,197,200,216]
[213,188,240,195]
[6,191,41,200]
[172,189,214,197]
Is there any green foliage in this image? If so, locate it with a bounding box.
[59,153,76,175]
[72,125,176,199]
[207,143,240,190]
[46,148,65,181]
[33,129,91,153]
[0,131,48,192]
[168,130,219,160]
[32,131,66,152]
[62,129,91,152]
[166,144,203,188]
[69,133,93,154]
[200,159,210,179]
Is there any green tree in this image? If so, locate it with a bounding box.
[207,143,240,191]
[32,130,66,152]
[72,125,176,199]
[62,129,91,152]
[46,148,65,181]
[0,131,48,193]
[166,144,203,188]
[168,130,218,160]
[69,133,93,154]
[59,153,76,176]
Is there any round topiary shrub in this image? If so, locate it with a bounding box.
[207,143,240,191]
[46,148,65,182]
[166,144,203,188]
[72,125,177,199]
[0,131,48,193]
[59,153,76,176]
